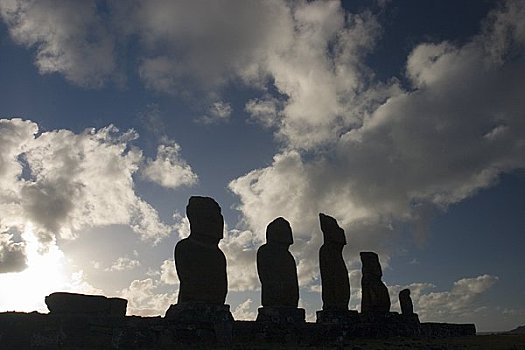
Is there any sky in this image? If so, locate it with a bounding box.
[0,0,524,332]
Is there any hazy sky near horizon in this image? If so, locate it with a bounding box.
[0,0,524,332]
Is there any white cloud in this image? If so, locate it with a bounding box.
[197,101,233,124]
[115,0,294,93]
[0,118,196,258]
[172,212,190,240]
[0,231,26,273]
[228,0,525,295]
[0,0,116,87]
[389,275,498,322]
[245,95,281,128]
[120,278,176,317]
[219,229,259,292]
[105,257,141,272]
[159,259,178,285]
[141,142,198,189]
[232,298,256,321]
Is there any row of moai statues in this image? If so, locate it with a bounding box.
[168,196,415,325]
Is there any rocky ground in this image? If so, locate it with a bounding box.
[226,334,525,349]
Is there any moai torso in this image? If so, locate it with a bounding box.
[257,217,299,307]
[175,196,227,304]
[360,251,390,313]
[319,213,350,311]
[399,288,414,315]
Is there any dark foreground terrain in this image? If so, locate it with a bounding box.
[222,335,525,349]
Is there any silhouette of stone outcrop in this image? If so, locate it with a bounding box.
[318,213,350,311]
[174,196,227,304]
[360,252,391,314]
[399,288,414,315]
[45,292,127,317]
[166,196,233,345]
[256,217,304,325]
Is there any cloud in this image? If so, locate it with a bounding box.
[120,278,176,317]
[197,101,233,124]
[105,257,141,272]
[219,229,259,292]
[232,298,256,321]
[0,231,26,273]
[114,0,294,93]
[0,226,103,312]
[0,118,198,259]
[159,259,178,285]
[0,0,116,87]
[228,0,525,293]
[141,141,198,189]
[389,275,499,322]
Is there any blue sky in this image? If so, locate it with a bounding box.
[0,0,524,332]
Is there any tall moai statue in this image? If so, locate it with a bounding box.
[166,196,233,344]
[256,217,304,324]
[360,252,391,314]
[318,213,350,311]
[175,196,227,304]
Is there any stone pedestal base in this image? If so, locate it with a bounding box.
[316,309,359,325]
[256,307,305,325]
[358,311,421,337]
[164,303,233,345]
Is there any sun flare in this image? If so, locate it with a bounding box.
[0,224,69,312]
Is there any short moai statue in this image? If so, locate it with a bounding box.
[165,196,232,344]
[360,252,391,314]
[175,196,227,304]
[399,289,413,315]
[318,213,350,311]
[256,217,304,324]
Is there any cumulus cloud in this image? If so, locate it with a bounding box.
[113,0,293,93]
[0,118,197,263]
[120,278,176,317]
[105,257,141,272]
[219,229,259,292]
[228,0,525,292]
[141,142,198,189]
[159,259,178,285]
[232,298,256,321]
[389,275,499,322]
[197,101,233,124]
[245,95,281,128]
[0,231,26,273]
[0,0,116,87]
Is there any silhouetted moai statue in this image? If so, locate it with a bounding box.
[256,217,304,324]
[399,289,414,315]
[175,196,227,304]
[257,217,299,307]
[165,196,232,345]
[360,252,391,314]
[319,213,350,311]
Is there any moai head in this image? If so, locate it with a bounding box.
[360,251,383,278]
[266,217,293,245]
[399,289,410,299]
[319,213,346,245]
[186,196,224,242]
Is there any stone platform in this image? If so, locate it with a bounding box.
[316,309,359,325]
[0,311,476,349]
[164,303,233,345]
[256,306,305,325]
